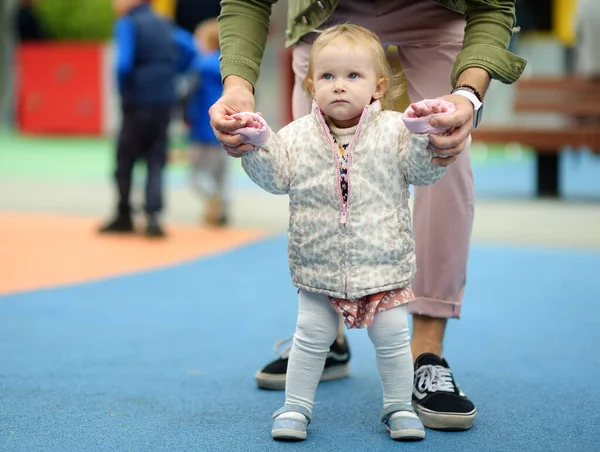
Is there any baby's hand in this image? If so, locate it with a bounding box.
[402,99,456,135]
[228,112,271,147]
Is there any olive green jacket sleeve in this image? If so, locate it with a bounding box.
[218,0,278,87]
[219,0,527,89]
[450,0,527,86]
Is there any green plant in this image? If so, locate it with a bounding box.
[34,0,116,41]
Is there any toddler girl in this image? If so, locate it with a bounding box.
[230,24,454,442]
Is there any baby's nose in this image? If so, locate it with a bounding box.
[334,81,346,92]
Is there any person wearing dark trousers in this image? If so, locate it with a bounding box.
[100,0,195,238]
[113,106,171,235]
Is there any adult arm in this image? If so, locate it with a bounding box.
[452,0,526,90]
[430,0,527,162]
[219,0,278,87]
[208,0,278,155]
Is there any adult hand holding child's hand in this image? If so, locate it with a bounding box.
[401,99,455,134]
[229,113,271,148]
[402,99,458,167]
[208,76,257,157]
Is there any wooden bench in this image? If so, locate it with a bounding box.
[471,76,600,197]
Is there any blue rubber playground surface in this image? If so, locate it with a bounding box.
[1,131,600,450]
[2,235,600,451]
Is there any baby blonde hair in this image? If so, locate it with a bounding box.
[302,24,404,110]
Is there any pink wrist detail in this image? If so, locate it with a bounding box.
[401,99,456,134]
[230,112,271,147]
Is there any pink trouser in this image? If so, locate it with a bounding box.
[292,0,474,319]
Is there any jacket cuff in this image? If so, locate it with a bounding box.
[410,133,431,146]
[452,44,527,87]
[220,55,259,88]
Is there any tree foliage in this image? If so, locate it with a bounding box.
[34,0,115,41]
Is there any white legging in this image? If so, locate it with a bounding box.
[285,290,413,413]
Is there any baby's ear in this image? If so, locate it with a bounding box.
[373,77,389,100]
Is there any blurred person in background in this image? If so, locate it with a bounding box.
[170,0,221,151]
[574,0,600,79]
[210,0,527,432]
[185,18,229,227]
[99,0,195,238]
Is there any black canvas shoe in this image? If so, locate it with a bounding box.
[145,215,166,238]
[412,353,477,431]
[98,213,134,234]
[255,336,351,390]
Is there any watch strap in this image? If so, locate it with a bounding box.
[452,84,483,102]
[451,89,482,110]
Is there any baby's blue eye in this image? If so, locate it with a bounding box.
[323,73,333,80]
[348,73,359,79]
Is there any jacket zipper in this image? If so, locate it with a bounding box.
[315,104,371,298]
[315,105,369,226]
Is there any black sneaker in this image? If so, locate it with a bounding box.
[98,213,134,234]
[145,215,166,238]
[412,353,477,431]
[254,336,351,390]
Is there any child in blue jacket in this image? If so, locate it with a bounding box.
[99,0,197,237]
[185,18,229,226]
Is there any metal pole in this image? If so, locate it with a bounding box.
[0,0,17,129]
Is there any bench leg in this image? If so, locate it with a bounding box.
[536,154,559,198]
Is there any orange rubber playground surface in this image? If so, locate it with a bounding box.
[0,211,269,296]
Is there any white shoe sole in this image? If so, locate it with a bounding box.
[255,363,350,390]
[413,402,477,431]
[389,428,426,441]
[272,428,307,441]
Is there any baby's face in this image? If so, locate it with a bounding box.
[312,38,381,128]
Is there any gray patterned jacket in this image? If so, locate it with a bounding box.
[241,101,447,299]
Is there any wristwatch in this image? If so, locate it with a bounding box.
[451,84,484,128]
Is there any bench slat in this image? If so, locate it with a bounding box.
[471,127,600,152]
[513,76,600,116]
[517,76,600,90]
[514,101,600,116]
